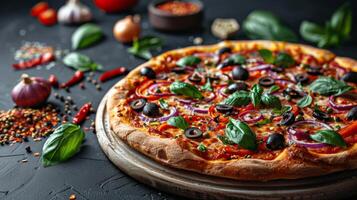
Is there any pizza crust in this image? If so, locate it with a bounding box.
[107,40,357,180]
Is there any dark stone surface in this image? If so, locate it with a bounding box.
[0,0,356,199]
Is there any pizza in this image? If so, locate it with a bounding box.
[107,40,357,180]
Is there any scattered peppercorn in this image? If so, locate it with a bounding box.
[25,146,32,153]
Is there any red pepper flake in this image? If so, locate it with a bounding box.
[12,52,55,70]
[99,67,126,82]
[48,74,59,88]
[72,103,92,124]
[60,71,85,88]
[156,1,200,16]
[0,104,59,145]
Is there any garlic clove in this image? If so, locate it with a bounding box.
[58,0,93,25]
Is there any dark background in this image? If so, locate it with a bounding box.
[0,0,356,199]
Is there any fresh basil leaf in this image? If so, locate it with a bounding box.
[300,21,326,43]
[128,36,163,60]
[167,116,189,130]
[261,93,282,109]
[267,85,280,94]
[222,90,250,106]
[272,105,292,116]
[158,98,169,110]
[242,10,297,42]
[176,56,201,67]
[275,52,295,67]
[250,84,263,107]
[330,2,352,40]
[72,23,103,50]
[201,78,213,92]
[227,54,246,65]
[41,123,85,167]
[297,94,312,108]
[255,118,272,127]
[225,118,257,150]
[197,143,207,152]
[309,76,353,96]
[170,81,203,99]
[258,49,274,64]
[63,52,102,72]
[310,129,347,147]
[218,135,234,145]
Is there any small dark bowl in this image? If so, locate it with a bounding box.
[148,0,204,31]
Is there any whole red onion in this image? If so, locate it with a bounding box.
[11,74,52,107]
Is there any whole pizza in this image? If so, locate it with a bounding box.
[107,40,357,180]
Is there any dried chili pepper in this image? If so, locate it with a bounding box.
[13,52,55,70]
[60,71,85,88]
[48,74,59,88]
[99,67,126,82]
[72,103,92,124]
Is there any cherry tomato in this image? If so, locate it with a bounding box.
[94,0,138,13]
[38,9,57,26]
[30,2,49,17]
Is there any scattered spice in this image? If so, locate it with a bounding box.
[99,67,126,82]
[25,146,32,153]
[69,194,76,200]
[60,71,85,88]
[0,104,59,144]
[72,103,92,124]
[33,152,41,157]
[211,18,239,39]
[157,1,200,16]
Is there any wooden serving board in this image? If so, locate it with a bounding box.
[96,90,357,200]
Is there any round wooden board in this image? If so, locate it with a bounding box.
[96,89,357,200]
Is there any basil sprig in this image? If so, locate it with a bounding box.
[158,98,169,110]
[167,116,189,130]
[222,91,250,106]
[201,78,213,92]
[297,94,312,108]
[225,118,257,150]
[242,10,297,42]
[249,84,263,107]
[224,54,246,65]
[309,76,353,96]
[41,123,85,167]
[128,36,163,60]
[300,3,352,47]
[261,93,282,109]
[258,49,295,67]
[176,56,201,67]
[310,130,347,147]
[267,85,280,94]
[63,52,102,72]
[170,81,203,99]
[72,23,103,50]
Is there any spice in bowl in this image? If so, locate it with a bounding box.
[156,1,200,16]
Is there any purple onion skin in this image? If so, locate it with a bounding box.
[11,76,51,107]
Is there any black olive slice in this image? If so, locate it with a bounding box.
[266,133,285,150]
[306,66,322,76]
[217,47,232,55]
[215,104,233,114]
[313,109,330,121]
[140,67,156,79]
[143,103,160,117]
[258,76,275,87]
[188,73,202,83]
[283,88,302,99]
[346,107,357,121]
[341,72,357,84]
[226,82,248,94]
[280,112,295,126]
[130,98,147,112]
[294,73,309,84]
[271,66,284,73]
[171,67,186,74]
[232,66,249,80]
[184,127,203,139]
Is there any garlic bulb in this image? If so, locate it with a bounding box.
[58,0,92,25]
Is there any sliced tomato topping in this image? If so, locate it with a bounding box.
[340,121,357,138]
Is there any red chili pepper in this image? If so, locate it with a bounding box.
[60,71,85,88]
[99,67,126,82]
[48,74,59,88]
[72,103,92,124]
[13,52,55,70]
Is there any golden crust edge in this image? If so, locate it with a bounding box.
[106,40,357,180]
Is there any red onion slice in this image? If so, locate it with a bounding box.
[177,91,216,104]
[238,110,264,123]
[147,82,174,97]
[139,107,178,123]
[219,87,229,98]
[185,104,209,114]
[328,95,356,111]
[247,64,273,72]
[287,120,332,148]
